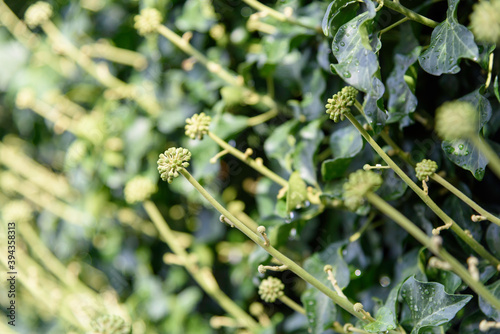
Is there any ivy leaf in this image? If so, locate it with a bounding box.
[486,224,500,258]
[478,280,500,321]
[292,120,324,184]
[302,242,349,334]
[364,306,397,332]
[494,76,500,103]
[418,0,479,76]
[386,26,421,129]
[442,88,492,180]
[330,0,386,131]
[401,276,472,334]
[264,119,300,172]
[322,0,359,38]
[286,171,308,213]
[321,125,363,180]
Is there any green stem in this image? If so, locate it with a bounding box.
[366,192,500,311]
[242,0,321,33]
[246,108,279,127]
[143,200,260,330]
[344,113,500,267]
[377,132,500,227]
[278,295,306,315]
[379,17,409,35]
[470,136,500,180]
[381,0,439,28]
[208,131,289,188]
[178,169,376,323]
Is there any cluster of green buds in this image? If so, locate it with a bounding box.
[134,8,163,36]
[124,176,158,204]
[185,113,212,140]
[24,1,53,28]
[415,159,438,181]
[343,170,382,211]
[258,277,284,303]
[157,147,191,183]
[470,0,500,44]
[90,315,130,334]
[435,101,477,140]
[325,86,358,122]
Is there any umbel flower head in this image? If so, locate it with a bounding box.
[326,86,358,123]
[2,200,33,223]
[258,277,284,303]
[470,0,500,44]
[24,1,53,28]
[157,147,191,183]
[124,176,158,204]
[90,315,130,334]
[134,8,162,36]
[435,101,478,140]
[415,159,438,181]
[343,170,383,211]
[185,113,212,140]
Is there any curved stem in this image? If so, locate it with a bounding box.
[178,169,377,324]
[278,295,306,315]
[344,113,500,267]
[381,0,439,28]
[208,131,289,188]
[377,132,500,227]
[366,192,500,311]
[143,200,260,330]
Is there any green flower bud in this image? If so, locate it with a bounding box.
[124,176,157,204]
[343,170,383,211]
[24,1,53,28]
[470,0,500,44]
[415,159,438,181]
[435,101,477,140]
[185,113,211,140]
[258,276,284,303]
[325,86,358,123]
[90,315,130,334]
[134,8,162,36]
[157,147,191,183]
[3,200,33,223]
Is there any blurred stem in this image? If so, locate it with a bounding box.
[208,131,289,188]
[344,112,500,267]
[246,108,279,127]
[142,200,260,330]
[242,0,322,33]
[377,131,500,227]
[40,21,160,116]
[156,25,276,110]
[381,0,439,28]
[278,295,306,315]
[82,41,148,70]
[0,0,39,48]
[470,136,500,179]
[366,192,500,311]
[178,169,379,324]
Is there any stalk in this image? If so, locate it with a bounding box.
[381,0,439,28]
[366,192,500,311]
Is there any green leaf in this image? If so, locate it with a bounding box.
[486,224,500,258]
[322,0,359,37]
[401,276,472,334]
[302,242,348,334]
[321,125,363,180]
[330,0,386,131]
[479,280,500,321]
[387,26,421,128]
[364,306,397,332]
[286,171,308,213]
[442,88,492,180]
[418,0,479,76]
[494,76,500,103]
[264,119,300,172]
[292,120,324,184]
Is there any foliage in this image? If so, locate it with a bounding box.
[0,0,499,334]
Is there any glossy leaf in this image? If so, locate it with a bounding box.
[364,306,397,332]
[286,171,308,213]
[322,0,359,37]
[264,119,300,172]
[292,120,324,184]
[330,0,386,131]
[486,224,500,258]
[418,0,479,76]
[494,76,500,103]
[479,280,500,321]
[442,88,492,180]
[401,276,472,334]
